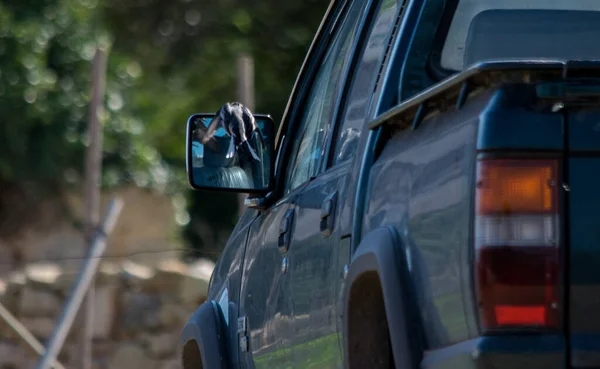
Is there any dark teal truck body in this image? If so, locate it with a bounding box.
[179,0,600,368]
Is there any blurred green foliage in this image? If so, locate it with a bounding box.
[0,0,327,259]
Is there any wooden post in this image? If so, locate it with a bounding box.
[75,48,108,369]
[36,198,123,369]
[237,52,255,111]
[237,52,255,215]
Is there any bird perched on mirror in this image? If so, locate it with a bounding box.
[202,102,264,163]
[193,102,268,189]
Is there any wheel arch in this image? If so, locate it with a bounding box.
[342,225,421,369]
[180,300,229,369]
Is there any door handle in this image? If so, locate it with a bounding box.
[320,191,337,238]
[278,208,295,253]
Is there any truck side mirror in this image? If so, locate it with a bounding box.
[186,113,275,194]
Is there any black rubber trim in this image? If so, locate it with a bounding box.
[181,300,228,369]
[343,226,420,368]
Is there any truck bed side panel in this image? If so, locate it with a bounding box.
[362,89,489,349]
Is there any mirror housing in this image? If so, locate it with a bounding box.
[186,113,275,195]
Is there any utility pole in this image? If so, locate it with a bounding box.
[76,48,108,369]
[236,52,255,215]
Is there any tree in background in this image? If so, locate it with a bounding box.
[100,0,327,260]
[0,0,169,258]
[0,0,327,262]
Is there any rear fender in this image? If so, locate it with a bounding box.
[342,226,421,368]
[181,301,229,369]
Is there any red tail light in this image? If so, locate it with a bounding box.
[475,159,560,331]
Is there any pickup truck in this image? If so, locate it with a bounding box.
[180,0,600,368]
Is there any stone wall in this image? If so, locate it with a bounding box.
[0,258,214,369]
[0,186,183,276]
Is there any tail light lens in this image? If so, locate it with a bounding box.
[475,159,560,331]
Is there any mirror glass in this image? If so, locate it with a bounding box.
[187,113,274,193]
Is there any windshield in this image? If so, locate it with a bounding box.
[440,0,600,71]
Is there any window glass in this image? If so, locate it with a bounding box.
[284,0,367,193]
[331,0,400,165]
[393,0,444,101]
[441,0,600,71]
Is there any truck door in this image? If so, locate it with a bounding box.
[237,0,352,367]
[238,199,297,369]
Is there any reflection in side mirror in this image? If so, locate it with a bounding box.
[186,112,275,194]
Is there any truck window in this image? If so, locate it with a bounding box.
[331,0,401,166]
[284,0,368,193]
[441,0,600,71]
[397,0,446,101]
[398,0,600,102]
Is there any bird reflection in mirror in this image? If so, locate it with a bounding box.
[192,102,267,190]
